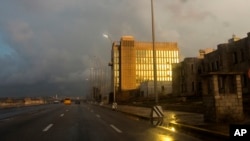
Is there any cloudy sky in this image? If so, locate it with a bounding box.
[0,0,250,97]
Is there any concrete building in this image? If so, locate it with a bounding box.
[111,36,179,101]
[172,32,250,97]
[203,33,250,94]
[172,49,214,96]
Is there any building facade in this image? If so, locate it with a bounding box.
[172,58,203,96]
[111,36,179,101]
[203,34,250,94]
[172,33,250,97]
[172,48,214,96]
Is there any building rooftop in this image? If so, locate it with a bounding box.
[121,36,134,40]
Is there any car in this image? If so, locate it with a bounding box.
[64,98,71,105]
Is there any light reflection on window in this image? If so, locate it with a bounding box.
[135,50,179,86]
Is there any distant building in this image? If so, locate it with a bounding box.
[111,36,179,101]
[197,48,215,59]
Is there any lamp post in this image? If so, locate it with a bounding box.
[151,0,158,104]
[89,67,94,100]
[150,0,164,125]
[103,34,112,44]
[103,33,117,110]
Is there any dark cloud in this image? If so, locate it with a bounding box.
[0,0,250,97]
[163,0,215,22]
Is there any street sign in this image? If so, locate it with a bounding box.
[150,106,164,126]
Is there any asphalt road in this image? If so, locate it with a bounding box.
[0,103,202,141]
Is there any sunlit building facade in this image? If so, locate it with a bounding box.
[111,36,179,100]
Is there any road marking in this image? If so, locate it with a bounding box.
[96,114,100,118]
[60,114,64,117]
[110,124,122,133]
[42,124,53,132]
[66,109,69,112]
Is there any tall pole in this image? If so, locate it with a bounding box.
[103,34,117,109]
[150,1,164,124]
[90,68,94,100]
[151,0,158,104]
[112,44,116,103]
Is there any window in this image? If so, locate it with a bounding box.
[218,76,225,93]
[191,64,194,73]
[219,55,223,66]
[215,61,219,71]
[232,52,238,64]
[240,49,244,62]
[192,81,195,92]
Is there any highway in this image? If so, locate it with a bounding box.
[0,103,202,141]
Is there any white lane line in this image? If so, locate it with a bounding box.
[96,114,100,118]
[42,124,53,132]
[66,109,69,112]
[110,124,122,133]
[60,114,64,117]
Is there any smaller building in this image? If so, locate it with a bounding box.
[172,48,214,96]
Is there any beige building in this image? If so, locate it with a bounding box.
[111,36,179,101]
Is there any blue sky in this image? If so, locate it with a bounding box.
[0,35,13,56]
[0,0,250,97]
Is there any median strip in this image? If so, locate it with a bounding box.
[42,124,53,132]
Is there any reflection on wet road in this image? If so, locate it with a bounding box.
[0,103,202,141]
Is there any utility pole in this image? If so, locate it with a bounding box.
[151,0,158,104]
[103,33,117,110]
[150,0,164,126]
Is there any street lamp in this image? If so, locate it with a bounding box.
[103,33,117,110]
[150,0,158,104]
[150,0,164,125]
[103,34,111,42]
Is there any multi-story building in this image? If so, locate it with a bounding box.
[172,48,214,96]
[111,36,179,101]
[172,32,250,97]
[203,34,249,94]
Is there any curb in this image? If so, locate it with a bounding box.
[100,104,229,140]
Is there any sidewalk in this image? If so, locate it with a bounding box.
[103,104,232,140]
